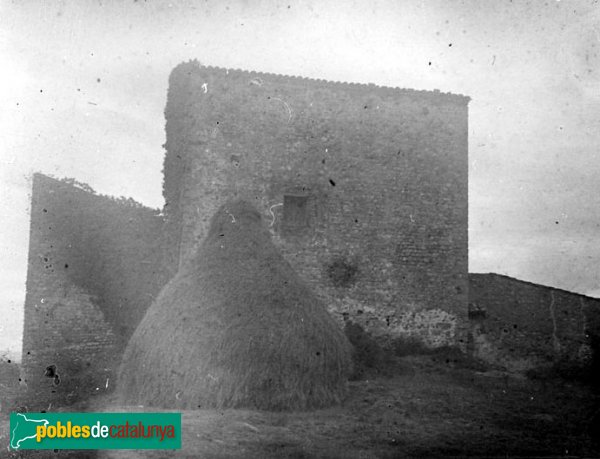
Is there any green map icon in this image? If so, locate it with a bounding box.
[10,413,49,449]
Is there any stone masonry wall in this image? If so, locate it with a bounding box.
[469,273,600,372]
[163,62,469,347]
[22,174,174,408]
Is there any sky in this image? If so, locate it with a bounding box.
[1,0,599,361]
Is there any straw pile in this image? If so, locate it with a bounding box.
[118,200,352,410]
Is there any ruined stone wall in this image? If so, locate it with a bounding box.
[468,273,600,371]
[22,174,174,408]
[163,62,469,347]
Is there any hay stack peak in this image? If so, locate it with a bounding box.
[118,200,353,410]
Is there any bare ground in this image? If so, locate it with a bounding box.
[3,355,599,458]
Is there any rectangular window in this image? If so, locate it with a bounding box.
[283,194,309,228]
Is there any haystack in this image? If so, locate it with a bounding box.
[118,200,352,410]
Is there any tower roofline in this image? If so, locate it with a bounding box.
[170,60,471,105]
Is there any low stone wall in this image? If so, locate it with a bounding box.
[468,273,600,372]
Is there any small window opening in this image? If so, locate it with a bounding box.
[468,303,487,320]
[283,194,309,228]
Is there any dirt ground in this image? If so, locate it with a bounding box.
[3,354,600,458]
